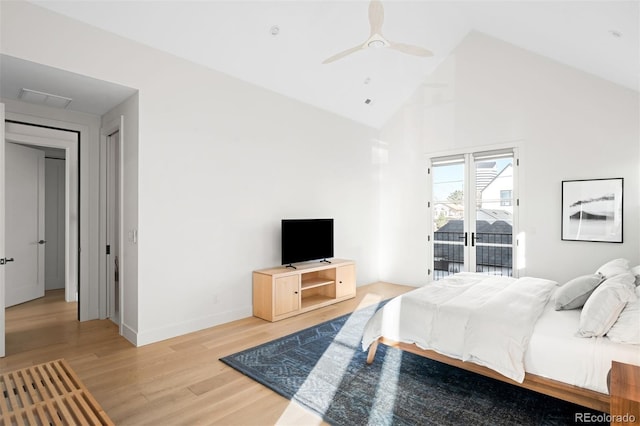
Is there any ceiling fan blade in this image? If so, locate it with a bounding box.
[388,41,433,57]
[369,0,384,36]
[322,44,364,64]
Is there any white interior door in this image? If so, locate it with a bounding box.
[100,116,124,332]
[5,142,46,307]
[106,131,120,324]
[1,103,6,356]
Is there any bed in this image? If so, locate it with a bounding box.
[362,269,640,414]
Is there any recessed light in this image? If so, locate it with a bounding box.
[367,40,385,48]
[270,25,280,36]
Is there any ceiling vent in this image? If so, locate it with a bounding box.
[18,88,72,109]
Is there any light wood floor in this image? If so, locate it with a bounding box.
[1,283,413,425]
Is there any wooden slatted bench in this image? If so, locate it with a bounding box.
[0,359,113,426]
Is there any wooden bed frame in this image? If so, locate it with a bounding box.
[366,337,611,414]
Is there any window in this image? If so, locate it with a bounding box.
[500,190,512,206]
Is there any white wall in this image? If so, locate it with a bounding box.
[130,61,379,345]
[379,31,640,285]
[44,157,65,290]
[1,1,380,345]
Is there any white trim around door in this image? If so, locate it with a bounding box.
[5,122,79,303]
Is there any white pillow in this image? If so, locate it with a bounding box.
[607,286,640,344]
[554,274,604,310]
[577,272,636,338]
[595,258,630,279]
[631,265,640,286]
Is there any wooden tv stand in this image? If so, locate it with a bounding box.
[252,259,356,322]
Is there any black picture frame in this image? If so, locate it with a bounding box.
[561,178,623,243]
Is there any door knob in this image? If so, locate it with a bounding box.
[0,258,14,265]
[38,240,46,245]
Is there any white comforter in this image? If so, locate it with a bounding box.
[361,273,558,383]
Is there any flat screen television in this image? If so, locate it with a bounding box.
[281,219,334,266]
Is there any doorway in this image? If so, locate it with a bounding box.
[4,144,66,307]
[430,148,519,280]
[4,121,80,307]
[45,152,66,292]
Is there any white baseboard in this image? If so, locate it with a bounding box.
[133,306,253,347]
[121,322,138,346]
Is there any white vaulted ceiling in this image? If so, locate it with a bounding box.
[14,1,640,127]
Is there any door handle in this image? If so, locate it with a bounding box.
[0,258,15,265]
[38,240,46,245]
[458,232,468,246]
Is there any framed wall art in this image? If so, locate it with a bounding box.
[561,178,623,243]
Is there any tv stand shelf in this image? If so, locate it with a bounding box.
[301,295,333,310]
[301,278,334,290]
[253,259,356,322]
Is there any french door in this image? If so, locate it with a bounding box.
[430,149,518,280]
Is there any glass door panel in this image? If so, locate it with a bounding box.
[432,158,465,280]
[473,153,514,277]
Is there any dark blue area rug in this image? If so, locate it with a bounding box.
[220,302,607,425]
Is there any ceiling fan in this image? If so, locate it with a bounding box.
[322,0,433,64]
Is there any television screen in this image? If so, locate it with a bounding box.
[281,219,334,265]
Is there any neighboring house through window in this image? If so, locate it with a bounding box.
[501,190,512,206]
